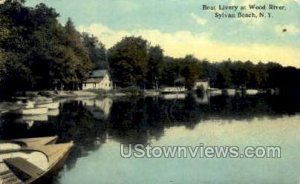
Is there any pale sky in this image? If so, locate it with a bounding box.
[26,0,300,67]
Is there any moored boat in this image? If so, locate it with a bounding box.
[0,136,73,184]
[226,89,236,96]
[1,136,58,148]
[143,90,160,97]
[32,97,53,104]
[246,89,259,95]
[47,109,60,117]
[160,93,186,100]
[22,114,48,122]
[160,87,187,94]
[208,89,222,96]
[36,102,59,110]
[15,107,48,115]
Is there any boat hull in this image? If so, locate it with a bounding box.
[0,137,72,184]
[11,136,58,147]
[16,108,48,115]
[36,102,59,110]
[29,142,73,184]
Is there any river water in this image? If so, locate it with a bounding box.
[1,93,300,184]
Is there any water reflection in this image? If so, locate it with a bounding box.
[0,93,300,183]
[82,98,113,120]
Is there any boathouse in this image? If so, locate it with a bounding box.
[193,79,210,91]
[82,70,113,90]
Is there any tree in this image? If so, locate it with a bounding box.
[0,0,33,94]
[108,36,149,87]
[82,33,108,69]
[146,45,163,88]
[254,62,268,88]
[0,1,93,93]
[25,3,65,89]
[181,55,200,89]
[49,18,92,90]
[215,61,232,89]
[0,16,9,84]
[159,57,182,86]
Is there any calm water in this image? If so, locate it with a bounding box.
[1,93,300,184]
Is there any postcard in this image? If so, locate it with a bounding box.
[0,0,300,183]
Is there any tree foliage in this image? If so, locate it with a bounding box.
[108,36,149,87]
[0,1,92,96]
[0,0,299,97]
[82,33,107,69]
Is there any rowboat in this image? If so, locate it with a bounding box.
[208,89,222,96]
[0,136,73,184]
[246,89,259,95]
[22,114,48,122]
[226,89,236,96]
[160,87,187,94]
[143,90,160,97]
[36,102,59,110]
[47,109,60,117]
[1,136,58,148]
[160,93,186,100]
[32,97,53,104]
[15,107,48,115]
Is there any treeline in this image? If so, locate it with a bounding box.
[0,0,106,96]
[0,1,299,97]
[108,36,300,92]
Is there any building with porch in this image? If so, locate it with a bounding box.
[82,70,113,90]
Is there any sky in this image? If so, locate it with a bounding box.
[25,0,300,67]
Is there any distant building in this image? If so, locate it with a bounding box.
[193,80,210,91]
[82,70,113,90]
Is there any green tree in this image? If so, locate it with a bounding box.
[215,61,232,89]
[0,1,93,93]
[82,33,108,69]
[0,0,33,94]
[108,36,149,87]
[54,18,92,89]
[159,57,182,86]
[181,55,200,89]
[146,45,163,88]
[25,3,65,89]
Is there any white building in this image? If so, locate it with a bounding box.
[193,80,210,91]
[82,70,113,90]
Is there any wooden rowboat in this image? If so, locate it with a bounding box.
[15,107,48,115]
[36,102,59,110]
[10,136,58,147]
[0,136,73,184]
[47,109,59,117]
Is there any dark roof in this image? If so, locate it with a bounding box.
[91,70,109,78]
